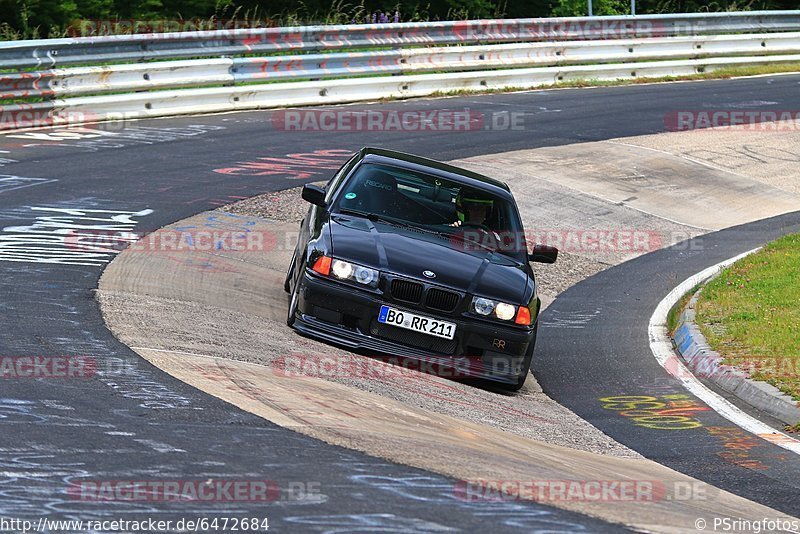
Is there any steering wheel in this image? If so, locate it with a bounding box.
[458,222,499,249]
[459,222,493,233]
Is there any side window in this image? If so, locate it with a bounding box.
[324,154,358,204]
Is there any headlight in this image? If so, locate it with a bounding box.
[470,296,519,322]
[332,259,354,279]
[315,256,378,288]
[473,297,495,316]
[355,265,376,285]
[495,302,516,321]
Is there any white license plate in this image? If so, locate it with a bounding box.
[377,305,456,340]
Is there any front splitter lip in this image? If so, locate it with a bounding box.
[292,313,520,385]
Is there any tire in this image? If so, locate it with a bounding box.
[286,277,300,327]
[283,251,297,293]
[500,322,538,392]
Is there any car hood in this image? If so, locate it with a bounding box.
[329,215,529,303]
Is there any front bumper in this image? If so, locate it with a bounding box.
[291,271,537,385]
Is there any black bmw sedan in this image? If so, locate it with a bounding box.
[284,147,557,390]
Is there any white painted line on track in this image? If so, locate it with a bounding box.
[649,247,800,455]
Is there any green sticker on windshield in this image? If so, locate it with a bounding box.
[345,192,357,199]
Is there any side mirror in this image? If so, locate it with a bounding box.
[302,184,326,207]
[528,244,558,264]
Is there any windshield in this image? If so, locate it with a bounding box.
[333,163,526,260]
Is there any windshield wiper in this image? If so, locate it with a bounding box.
[440,228,497,253]
[336,208,386,222]
[336,208,498,253]
[336,208,433,233]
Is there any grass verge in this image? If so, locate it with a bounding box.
[695,233,800,401]
[667,288,696,336]
[427,62,800,99]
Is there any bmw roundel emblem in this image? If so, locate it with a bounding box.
[423,270,436,279]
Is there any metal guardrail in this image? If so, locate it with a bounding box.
[1,11,800,130]
[2,11,800,69]
[3,33,799,100]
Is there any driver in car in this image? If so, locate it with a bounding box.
[450,190,492,225]
[448,189,502,246]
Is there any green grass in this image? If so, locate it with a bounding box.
[667,288,697,335]
[696,233,800,401]
[702,62,800,78]
[413,62,800,100]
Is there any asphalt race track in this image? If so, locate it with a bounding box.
[535,211,800,517]
[1,74,800,530]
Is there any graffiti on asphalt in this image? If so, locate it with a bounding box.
[599,394,710,430]
[214,149,351,179]
[0,206,152,266]
[4,125,225,152]
[0,175,53,194]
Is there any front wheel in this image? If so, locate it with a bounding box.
[283,251,297,293]
[501,322,538,392]
[286,278,300,327]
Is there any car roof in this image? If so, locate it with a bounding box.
[358,147,512,197]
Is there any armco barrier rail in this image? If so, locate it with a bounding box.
[4,33,800,100]
[2,11,800,130]
[3,11,800,69]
